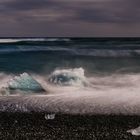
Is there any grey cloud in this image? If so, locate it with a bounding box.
[0,0,140,36]
[71,0,140,23]
[1,0,140,23]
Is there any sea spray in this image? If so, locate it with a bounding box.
[1,69,140,115]
[48,68,89,87]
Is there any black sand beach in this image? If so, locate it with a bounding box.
[0,113,140,140]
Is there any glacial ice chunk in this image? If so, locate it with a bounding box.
[48,68,89,86]
[8,73,45,92]
[127,126,140,136]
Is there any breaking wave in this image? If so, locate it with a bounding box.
[48,68,89,86]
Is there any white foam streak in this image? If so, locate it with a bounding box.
[0,38,46,43]
[0,38,70,43]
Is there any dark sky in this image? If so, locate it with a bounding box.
[0,0,140,37]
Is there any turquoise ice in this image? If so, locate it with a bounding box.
[8,73,45,92]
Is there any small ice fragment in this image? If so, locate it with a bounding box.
[127,126,140,136]
[45,114,55,120]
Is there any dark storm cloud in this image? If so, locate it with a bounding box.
[0,0,139,22]
[77,0,140,23]
[0,0,140,36]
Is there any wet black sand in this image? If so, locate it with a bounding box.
[0,113,140,140]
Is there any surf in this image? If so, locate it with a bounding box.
[0,67,140,115]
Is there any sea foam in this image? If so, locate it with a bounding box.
[48,68,89,87]
[1,68,140,115]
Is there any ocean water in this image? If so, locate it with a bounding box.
[1,38,140,114]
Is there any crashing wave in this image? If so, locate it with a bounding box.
[7,73,45,93]
[48,68,89,87]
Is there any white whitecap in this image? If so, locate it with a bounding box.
[48,68,89,87]
[0,38,46,43]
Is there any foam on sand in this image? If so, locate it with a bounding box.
[1,68,140,115]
